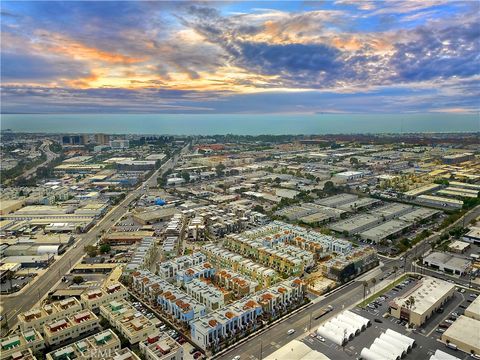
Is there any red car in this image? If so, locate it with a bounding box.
[194,352,202,359]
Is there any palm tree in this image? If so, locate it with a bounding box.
[408,296,415,309]
[393,265,398,279]
[371,278,377,293]
[363,281,368,303]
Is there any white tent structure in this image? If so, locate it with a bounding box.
[385,329,415,350]
[345,310,371,329]
[316,325,346,346]
[370,343,400,360]
[429,349,461,360]
[360,348,385,360]
[379,333,409,356]
[374,338,404,358]
[336,313,362,335]
[361,329,415,360]
[316,310,370,346]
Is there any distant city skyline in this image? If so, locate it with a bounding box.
[1,1,479,114]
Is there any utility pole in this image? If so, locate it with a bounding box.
[260,341,263,360]
[309,311,313,330]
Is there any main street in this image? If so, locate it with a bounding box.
[0,144,189,332]
[218,205,480,360]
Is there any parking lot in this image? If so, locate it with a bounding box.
[127,295,205,360]
[301,277,476,360]
[0,274,36,293]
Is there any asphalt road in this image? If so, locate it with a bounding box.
[218,205,480,360]
[15,140,59,180]
[0,144,189,332]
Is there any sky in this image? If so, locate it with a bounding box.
[1,1,479,114]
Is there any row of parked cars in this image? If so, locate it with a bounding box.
[436,293,477,333]
[131,299,205,359]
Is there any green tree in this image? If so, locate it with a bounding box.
[181,171,190,182]
[99,244,111,254]
[323,181,336,194]
[84,245,98,257]
[215,163,226,176]
[72,276,84,284]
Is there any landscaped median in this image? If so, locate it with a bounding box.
[358,273,413,308]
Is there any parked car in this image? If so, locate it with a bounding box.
[436,328,446,333]
[193,352,202,359]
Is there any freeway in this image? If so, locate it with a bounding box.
[15,140,60,181]
[218,205,480,360]
[0,145,188,333]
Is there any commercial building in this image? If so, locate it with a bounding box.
[448,240,471,254]
[442,152,474,164]
[264,340,330,360]
[330,214,382,235]
[45,329,120,360]
[109,139,129,149]
[417,194,463,209]
[139,332,184,360]
[316,194,359,208]
[403,184,442,199]
[0,329,44,360]
[101,231,155,245]
[463,227,480,245]
[465,296,480,321]
[100,300,156,345]
[422,252,471,276]
[80,283,128,313]
[359,219,411,243]
[389,277,455,326]
[43,310,100,346]
[441,315,480,355]
[133,207,178,225]
[18,297,83,334]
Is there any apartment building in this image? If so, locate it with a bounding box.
[244,221,352,255]
[185,278,226,310]
[18,297,83,334]
[43,310,100,347]
[157,252,206,280]
[225,234,310,276]
[1,348,37,360]
[0,329,44,360]
[201,244,278,287]
[45,329,120,360]
[139,332,184,360]
[321,246,378,282]
[80,283,128,313]
[175,262,215,286]
[100,300,156,345]
[126,237,157,272]
[191,277,306,350]
[131,271,207,325]
[113,348,142,360]
[214,269,260,297]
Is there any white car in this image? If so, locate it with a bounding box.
[287,329,295,335]
[233,356,241,360]
[317,336,325,342]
